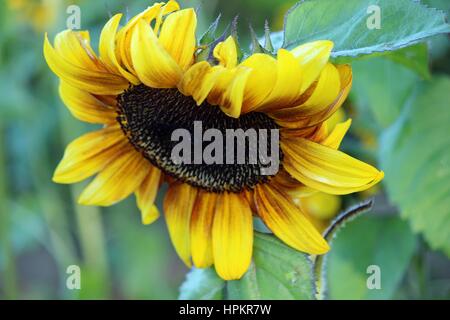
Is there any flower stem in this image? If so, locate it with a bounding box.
[59,108,111,298]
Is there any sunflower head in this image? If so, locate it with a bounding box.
[44,0,383,280]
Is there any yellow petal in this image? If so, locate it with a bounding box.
[115,1,180,74]
[163,183,198,267]
[324,105,346,131]
[291,40,334,93]
[136,166,162,225]
[190,191,216,268]
[213,36,238,68]
[142,205,159,225]
[59,82,117,124]
[99,14,139,84]
[274,63,341,117]
[256,41,333,112]
[115,4,163,74]
[301,63,341,112]
[44,33,128,95]
[131,19,182,88]
[321,119,352,149]
[53,126,127,184]
[271,170,317,198]
[78,149,150,206]
[158,8,197,71]
[271,64,352,129]
[255,183,329,254]
[53,30,99,70]
[240,53,278,113]
[270,63,341,119]
[304,64,353,127]
[316,64,353,122]
[207,66,252,118]
[282,138,384,195]
[153,0,182,33]
[178,61,219,105]
[212,192,253,280]
[256,49,303,111]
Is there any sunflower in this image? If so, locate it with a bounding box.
[44,0,384,280]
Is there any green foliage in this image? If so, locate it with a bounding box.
[327,215,417,299]
[264,31,283,52]
[314,201,374,299]
[227,233,315,300]
[350,56,420,128]
[385,44,431,80]
[181,206,419,301]
[283,0,450,57]
[180,233,315,300]
[199,15,223,46]
[380,76,450,257]
[179,268,224,300]
[109,207,181,299]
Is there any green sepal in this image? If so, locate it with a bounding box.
[263,20,274,53]
[231,15,244,62]
[249,24,266,54]
[199,14,221,46]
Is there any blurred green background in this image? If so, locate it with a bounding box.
[0,0,449,299]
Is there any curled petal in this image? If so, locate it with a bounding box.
[116,0,180,74]
[282,138,384,195]
[44,33,128,95]
[240,53,278,113]
[178,61,220,105]
[136,166,162,225]
[272,64,352,129]
[131,19,182,88]
[213,36,238,69]
[99,14,139,84]
[158,8,197,70]
[291,40,334,93]
[321,119,352,149]
[207,66,252,118]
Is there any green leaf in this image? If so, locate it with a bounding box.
[226,232,315,300]
[314,200,374,299]
[384,43,431,80]
[179,268,225,300]
[350,56,420,128]
[333,43,431,80]
[327,215,417,299]
[380,76,450,257]
[283,0,450,57]
[422,0,450,15]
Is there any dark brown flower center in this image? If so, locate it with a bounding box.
[116,84,282,193]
